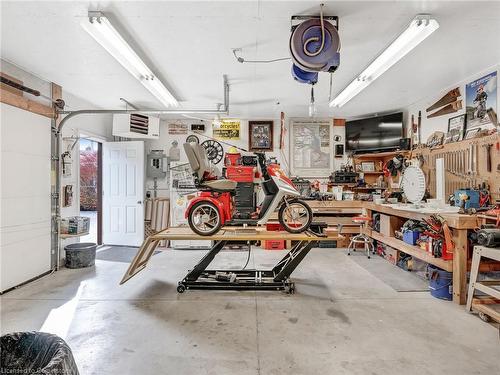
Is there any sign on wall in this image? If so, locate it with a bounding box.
[168,122,188,135]
[212,119,240,140]
[290,118,333,177]
[465,71,497,131]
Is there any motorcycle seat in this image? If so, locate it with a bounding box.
[184,142,236,192]
[201,179,237,192]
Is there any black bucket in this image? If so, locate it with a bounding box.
[64,242,96,269]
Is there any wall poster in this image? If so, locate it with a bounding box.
[212,119,240,140]
[290,118,333,177]
[465,71,497,131]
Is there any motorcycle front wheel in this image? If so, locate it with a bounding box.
[278,199,313,233]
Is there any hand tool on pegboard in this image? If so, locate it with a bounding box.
[482,143,493,172]
[417,111,422,145]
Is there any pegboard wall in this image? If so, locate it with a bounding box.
[413,133,500,201]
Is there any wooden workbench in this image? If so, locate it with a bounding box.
[363,202,480,305]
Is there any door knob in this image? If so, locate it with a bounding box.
[137,200,142,204]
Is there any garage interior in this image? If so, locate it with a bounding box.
[1,1,499,374]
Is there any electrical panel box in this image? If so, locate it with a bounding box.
[147,150,167,178]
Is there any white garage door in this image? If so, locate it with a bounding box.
[0,103,52,292]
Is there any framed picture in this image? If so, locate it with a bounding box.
[446,114,466,143]
[334,144,344,158]
[465,128,480,139]
[361,161,375,172]
[249,121,273,151]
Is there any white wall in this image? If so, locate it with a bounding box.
[0,103,52,291]
[406,64,499,142]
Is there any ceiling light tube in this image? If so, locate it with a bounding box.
[81,11,178,107]
[330,14,439,108]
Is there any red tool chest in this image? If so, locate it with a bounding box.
[226,166,254,182]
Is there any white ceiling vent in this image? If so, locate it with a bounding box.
[112,114,160,139]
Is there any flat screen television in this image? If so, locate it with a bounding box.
[345,112,404,154]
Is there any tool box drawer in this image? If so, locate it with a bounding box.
[235,182,255,208]
[226,166,255,182]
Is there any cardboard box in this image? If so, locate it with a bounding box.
[379,214,400,237]
[383,245,399,265]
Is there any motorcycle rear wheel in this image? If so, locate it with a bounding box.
[188,201,222,236]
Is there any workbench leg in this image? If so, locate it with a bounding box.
[466,247,481,311]
[452,229,468,305]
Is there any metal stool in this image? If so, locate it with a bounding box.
[345,216,374,259]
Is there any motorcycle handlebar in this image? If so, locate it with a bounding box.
[255,152,270,180]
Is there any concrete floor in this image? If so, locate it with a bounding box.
[1,248,499,375]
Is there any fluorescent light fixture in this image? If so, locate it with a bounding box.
[81,11,178,107]
[330,14,439,108]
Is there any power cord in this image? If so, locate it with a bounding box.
[242,245,252,270]
[232,48,290,64]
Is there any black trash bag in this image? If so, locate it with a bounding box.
[1,331,79,375]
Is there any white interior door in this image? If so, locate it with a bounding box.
[103,141,144,246]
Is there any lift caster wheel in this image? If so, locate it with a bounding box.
[177,284,186,293]
[478,312,491,322]
[286,284,296,294]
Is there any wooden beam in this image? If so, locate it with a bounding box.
[0,87,55,118]
[0,72,22,96]
[452,229,468,304]
[333,118,346,126]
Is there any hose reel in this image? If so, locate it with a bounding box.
[289,5,340,115]
[289,8,340,85]
[290,18,340,76]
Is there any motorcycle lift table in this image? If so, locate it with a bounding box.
[120,225,342,293]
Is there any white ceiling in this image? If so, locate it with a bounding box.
[1,1,500,119]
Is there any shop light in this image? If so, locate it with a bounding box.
[330,15,439,108]
[81,11,178,108]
